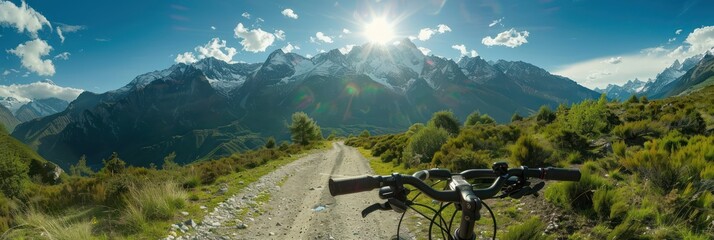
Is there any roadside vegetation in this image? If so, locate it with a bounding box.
[0,112,327,239]
[346,87,714,239]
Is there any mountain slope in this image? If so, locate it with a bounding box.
[14,98,69,122]
[595,79,647,100]
[653,52,714,98]
[0,104,20,132]
[643,54,704,98]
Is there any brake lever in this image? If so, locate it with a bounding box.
[360,198,411,218]
[507,181,545,199]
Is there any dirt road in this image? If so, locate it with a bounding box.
[185,142,411,240]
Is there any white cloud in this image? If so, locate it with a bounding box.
[0,0,51,37]
[437,24,451,33]
[95,38,110,42]
[174,52,197,64]
[56,27,64,43]
[489,17,504,27]
[8,39,55,76]
[338,44,355,54]
[555,26,714,89]
[675,29,682,35]
[211,26,216,30]
[281,42,299,53]
[233,23,276,52]
[2,69,18,76]
[281,8,298,19]
[451,44,478,57]
[54,52,70,60]
[668,37,676,43]
[604,56,622,64]
[256,17,264,23]
[241,12,250,19]
[0,81,84,105]
[482,28,530,48]
[315,32,333,43]
[195,38,238,62]
[305,54,313,58]
[56,23,84,33]
[418,47,431,55]
[343,28,351,34]
[274,29,285,41]
[417,24,451,41]
[668,26,714,59]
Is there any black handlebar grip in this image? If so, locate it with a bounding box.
[542,167,581,181]
[328,175,381,196]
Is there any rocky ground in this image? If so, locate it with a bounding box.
[170,142,413,240]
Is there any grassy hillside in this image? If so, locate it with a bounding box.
[346,86,714,239]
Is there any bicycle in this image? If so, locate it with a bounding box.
[328,162,581,240]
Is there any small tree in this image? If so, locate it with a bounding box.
[359,130,371,138]
[640,96,649,104]
[102,152,126,175]
[511,113,523,122]
[265,137,276,149]
[429,110,460,135]
[0,153,28,198]
[626,94,640,104]
[406,123,425,137]
[288,112,322,145]
[536,106,556,125]
[162,152,179,170]
[70,155,95,176]
[465,111,495,126]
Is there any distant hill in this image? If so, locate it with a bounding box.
[13,39,600,169]
[14,98,69,122]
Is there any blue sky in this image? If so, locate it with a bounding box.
[1,0,713,101]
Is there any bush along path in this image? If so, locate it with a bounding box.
[172,142,412,240]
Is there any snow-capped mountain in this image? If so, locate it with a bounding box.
[0,96,27,113]
[641,53,704,98]
[14,98,69,122]
[14,38,600,169]
[0,103,20,131]
[595,78,647,100]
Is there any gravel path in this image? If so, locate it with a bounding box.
[177,142,412,240]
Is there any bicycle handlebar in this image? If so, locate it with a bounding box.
[329,167,581,201]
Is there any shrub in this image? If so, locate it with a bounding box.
[405,123,425,137]
[500,217,548,240]
[359,130,371,138]
[162,152,179,170]
[511,112,523,122]
[465,111,495,126]
[428,110,461,135]
[552,129,589,154]
[265,137,276,149]
[70,155,94,177]
[403,126,449,163]
[626,94,640,104]
[536,105,556,125]
[122,181,186,231]
[433,148,490,172]
[102,152,126,175]
[0,153,28,198]
[612,141,627,158]
[612,120,666,146]
[510,135,552,167]
[11,210,93,240]
[545,168,605,210]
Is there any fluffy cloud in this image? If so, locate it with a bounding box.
[195,38,238,62]
[233,23,275,52]
[281,9,298,19]
[605,56,622,64]
[211,26,216,30]
[669,26,714,59]
[0,0,51,37]
[8,39,55,76]
[452,44,478,57]
[174,38,238,64]
[274,29,285,41]
[0,80,84,106]
[54,52,70,60]
[675,29,682,35]
[338,44,355,54]
[281,42,299,53]
[342,28,351,34]
[489,18,504,27]
[241,12,250,19]
[417,24,451,41]
[55,23,84,42]
[555,26,714,89]
[174,52,197,64]
[314,32,333,43]
[418,47,431,55]
[482,28,530,48]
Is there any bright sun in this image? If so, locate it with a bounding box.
[364,18,395,44]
